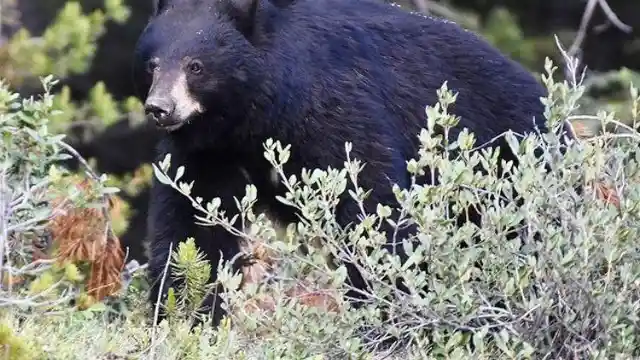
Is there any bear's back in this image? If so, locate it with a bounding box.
[264,0,551,148]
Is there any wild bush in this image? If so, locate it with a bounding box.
[1,54,639,359]
[150,56,640,359]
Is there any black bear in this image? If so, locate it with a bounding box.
[133,0,575,326]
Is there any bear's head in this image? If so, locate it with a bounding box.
[133,0,273,133]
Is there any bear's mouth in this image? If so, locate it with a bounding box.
[161,122,185,132]
[158,115,197,133]
[152,109,201,133]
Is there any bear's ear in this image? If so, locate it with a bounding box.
[222,0,261,36]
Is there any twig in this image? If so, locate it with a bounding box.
[567,0,632,58]
[410,0,470,26]
[596,0,632,33]
[149,243,172,360]
[0,168,8,288]
[57,140,116,245]
[412,0,428,13]
[58,141,101,183]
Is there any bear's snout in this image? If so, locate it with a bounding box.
[145,97,175,127]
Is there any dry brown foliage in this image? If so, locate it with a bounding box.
[237,239,341,317]
[570,120,598,139]
[567,119,623,209]
[593,181,621,209]
[47,178,125,306]
[235,180,620,317]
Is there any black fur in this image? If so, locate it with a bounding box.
[133,0,574,327]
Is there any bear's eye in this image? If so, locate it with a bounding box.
[146,58,159,74]
[188,60,204,75]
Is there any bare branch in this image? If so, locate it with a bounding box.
[568,0,632,58]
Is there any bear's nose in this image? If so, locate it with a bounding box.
[144,98,173,125]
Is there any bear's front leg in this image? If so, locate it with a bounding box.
[147,155,252,328]
[147,173,197,324]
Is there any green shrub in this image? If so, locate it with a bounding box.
[0,74,128,314]
[152,56,640,359]
[1,53,640,359]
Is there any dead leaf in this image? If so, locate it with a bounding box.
[46,177,126,303]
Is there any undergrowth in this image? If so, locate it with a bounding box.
[1,51,640,359]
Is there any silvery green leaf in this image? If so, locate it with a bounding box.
[152,163,172,185]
